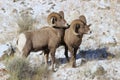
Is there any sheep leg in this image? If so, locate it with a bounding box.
[69,47,77,68]
[22,47,30,57]
[22,50,29,57]
[73,48,77,67]
[44,53,49,67]
[49,48,56,72]
[44,49,49,67]
[64,45,69,62]
[22,41,32,57]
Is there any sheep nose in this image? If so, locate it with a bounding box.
[88,30,92,34]
[64,23,70,28]
[67,23,70,27]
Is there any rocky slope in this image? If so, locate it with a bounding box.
[0,0,120,80]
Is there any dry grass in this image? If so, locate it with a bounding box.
[17,13,35,34]
[115,53,120,59]
[6,57,48,80]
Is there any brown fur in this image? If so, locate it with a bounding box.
[64,15,91,67]
[17,11,68,71]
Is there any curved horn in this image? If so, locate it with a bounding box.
[70,19,81,35]
[47,12,61,25]
[79,15,87,24]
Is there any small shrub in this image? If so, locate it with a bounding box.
[6,57,48,80]
[32,65,48,80]
[17,13,35,34]
[13,0,15,2]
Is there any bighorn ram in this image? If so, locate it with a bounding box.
[17,11,68,71]
[64,15,91,67]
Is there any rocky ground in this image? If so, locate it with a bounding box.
[0,0,120,80]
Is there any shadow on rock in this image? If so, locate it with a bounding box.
[57,47,115,65]
[77,47,115,60]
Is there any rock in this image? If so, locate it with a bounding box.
[91,64,106,76]
[0,0,120,80]
[0,63,9,80]
[97,0,111,9]
[28,51,45,67]
[76,58,86,66]
[0,42,15,60]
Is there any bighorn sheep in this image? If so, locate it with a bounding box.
[17,11,68,71]
[64,15,91,67]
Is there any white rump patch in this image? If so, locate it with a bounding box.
[17,33,26,56]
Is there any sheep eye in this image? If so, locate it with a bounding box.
[60,15,62,19]
[55,18,57,21]
[76,24,80,29]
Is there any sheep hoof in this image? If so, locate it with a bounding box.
[72,63,76,68]
[72,65,76,68]
[66,59,70,63]
[52,68,57,72]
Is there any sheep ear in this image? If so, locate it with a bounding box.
[59,11,64,18]
[88,24,91,27]
[75,24,80,33]
[79,15,87,24]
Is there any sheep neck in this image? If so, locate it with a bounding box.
[53,27,65,42]
[77,34,83,38]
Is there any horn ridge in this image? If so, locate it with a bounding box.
[47,12,61,25]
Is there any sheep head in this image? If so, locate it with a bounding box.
[47,11,67,28]
[79,15,91,28]
[70,15,91,36]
